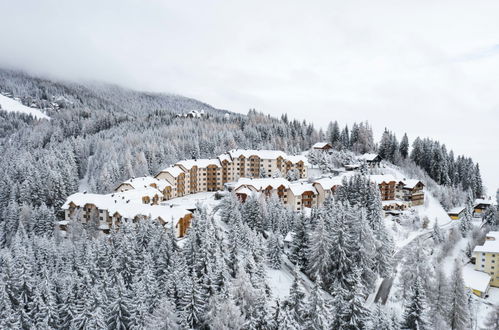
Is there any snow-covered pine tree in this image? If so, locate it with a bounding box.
[400,133,409,159]
[285,265,308,324]
[460,189,474,236]
[402,275,431,330]
[431,219,444,244]
[106,275,133,330]
[267,233,282,269]
[216,192,242,223]
[339,268,371,330]
[145,297,180,330]
[179,274,208,329]
[306,211,332,283]
[447,261,470,330]
[289,211,309,268]
[482,306,499,330]
[329,203,357,291]
[277,305,300,330]
[306,276,331,330]
[367,304,393,330]
[431,266,450,328]
[241,195,264,233]
[482,205,498,229]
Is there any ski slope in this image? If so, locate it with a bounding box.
[0,94,50,120]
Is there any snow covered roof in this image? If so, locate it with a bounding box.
[401,179,424,189]
[114,187,163,201]
[288,182,317,196]
[117,176,160,190]
[235,177,290,191]
[284,232,294,243]
[285,155,310,166]
[176,158,221,170]
[462,264,491,293]
[474,240,499,254]
[448,206,465,215]
[358,153,380,162]
[313,177,343,190]
[474,199,494,206]
[218,153,232,163]
[228,149,287,160]
[156,179,173,191]
[234,187,253,195]
[158,166,185,178]
[62,192,191,223]
[369,175,400,184]
[486,231,499,241]
[312,142,331,149]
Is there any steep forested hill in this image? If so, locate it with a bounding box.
[0,69,495,330]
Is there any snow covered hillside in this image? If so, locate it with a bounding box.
[0,93,50,119]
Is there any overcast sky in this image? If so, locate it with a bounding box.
[1,0,498,193]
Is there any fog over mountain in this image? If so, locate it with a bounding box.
[1,0,497,192]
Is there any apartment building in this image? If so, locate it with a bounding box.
[287,182,319,211]
[473,232,499,287]
[175,159,224,192]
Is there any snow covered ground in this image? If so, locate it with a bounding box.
[266,267,294,301]
[161,191,219,212]
[0,94,50,119]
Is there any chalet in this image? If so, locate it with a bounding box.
[400,179,425,206]
[382,201,410,212]
[448,207,465,220]
[474,199,493,216]
[370,175,401,201]
[176,110,205,118]
[344,164,361,171]
[61,192,192,237]
[358,153,382,167]
[312,142,332,151]
[234,177,290,204]
[287,182,318,211]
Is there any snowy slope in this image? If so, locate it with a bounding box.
[0,94,50,119]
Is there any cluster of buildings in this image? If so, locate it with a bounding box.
[175,109,205,118]
[62,149,309,237]
[470,231,499,297]
[62,145,426,237]
[233,174,424,212]
[447,198,495,220]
